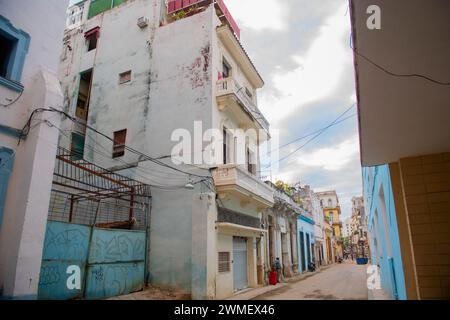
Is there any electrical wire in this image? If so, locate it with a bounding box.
[0,89,24,108]
[262,112,357,158]
[20,107,214,181]
[262,104,356,169]
[351,38,450,86]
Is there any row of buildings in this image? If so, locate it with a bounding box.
[263,184,345,281]
[342,196,370,261]
[0,0,346,300]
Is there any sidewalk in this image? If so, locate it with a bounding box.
[226,264,332,300]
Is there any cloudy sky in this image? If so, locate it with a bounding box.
[225,0,362,218]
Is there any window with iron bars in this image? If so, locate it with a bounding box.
[218,252,231,273]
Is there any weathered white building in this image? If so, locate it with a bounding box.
[296,185,326,267]
[342,217,353,238]
[0,0,69,299]
[262,182,299,278]
[58,0,273,299]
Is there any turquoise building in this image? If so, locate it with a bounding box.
[297,214,315,273]
[363,165,407,300]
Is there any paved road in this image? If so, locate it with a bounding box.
[255,262,368,300]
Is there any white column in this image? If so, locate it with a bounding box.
[191,192,217,300]
[0,70,63,298]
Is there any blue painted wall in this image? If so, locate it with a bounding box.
[297,216,315,273]
[363,165,407,300]
[38,221,147,300]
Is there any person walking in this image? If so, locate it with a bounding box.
[272,258,283,283]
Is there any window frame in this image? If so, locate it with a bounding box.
[218,251,231,273]
[222,57,232,79]
[0,15,30,92]
[119,70,132,85]
[113,129,127,158]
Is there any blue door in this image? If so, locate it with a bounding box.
[233,237,248,292]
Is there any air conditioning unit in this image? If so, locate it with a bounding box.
[137,17,149,28]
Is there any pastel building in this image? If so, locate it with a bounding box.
[297,212,315,273]
[351,0,450,299]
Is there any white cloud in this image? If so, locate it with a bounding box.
[225,0,288,32]
[296,135,360,171]
[259,3,352,127]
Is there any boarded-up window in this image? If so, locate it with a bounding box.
[218,252,231,273]
[119,70,131,84]
[113,129,127,158]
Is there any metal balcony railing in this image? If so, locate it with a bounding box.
[217,77,270,133]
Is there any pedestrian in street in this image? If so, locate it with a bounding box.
[272,258,283,283]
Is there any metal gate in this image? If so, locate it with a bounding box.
[233,237,248,292]
[37,148,151,300]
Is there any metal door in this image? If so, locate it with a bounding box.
[299,231,305,272]
[233,237,248,292]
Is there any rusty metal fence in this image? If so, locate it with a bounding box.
[48,147,151,230]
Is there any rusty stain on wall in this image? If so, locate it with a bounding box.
[184,44,211,89]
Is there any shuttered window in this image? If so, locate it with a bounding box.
[218,252,231,273]
[113,129,127,158]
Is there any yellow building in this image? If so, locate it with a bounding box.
[317,191,343,261]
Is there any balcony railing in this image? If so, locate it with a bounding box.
[217,77,270,133]
[167,0,240,39]
[212,164,274,206]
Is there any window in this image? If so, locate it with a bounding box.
[218,252,231,273]
[113,129,127,158]
[119,70,132,84]
[84,27,100,52]
[0,33,15,78]
[76,70,92,121]
[222,58,231,78]
[0,15,30,91]
[247,146,256,175]
[70,133,85,161]
[245,87,253,99]
[86,33,98,51]
[328,199,332,207]
[223,127,231,164]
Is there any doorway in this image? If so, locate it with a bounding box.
[233,237,248,292]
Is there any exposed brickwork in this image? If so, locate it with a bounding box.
[400,152,450,299]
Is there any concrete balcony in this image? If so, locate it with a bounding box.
[212,164,274,210]
[216,77,270,136]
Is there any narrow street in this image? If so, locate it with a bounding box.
[255,263,368,300]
